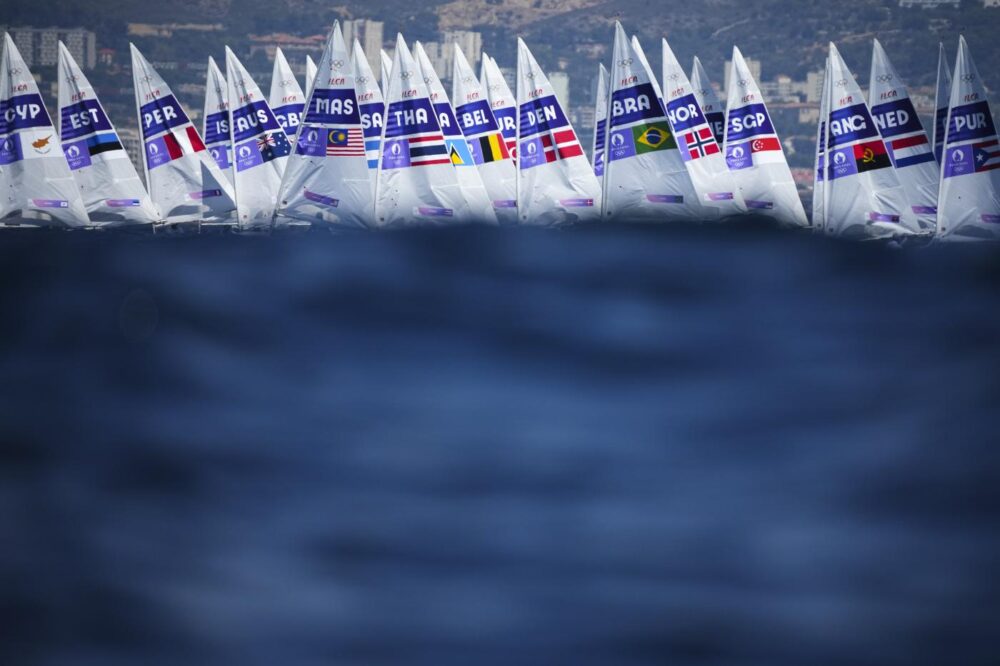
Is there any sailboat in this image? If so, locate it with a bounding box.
[932,43,952,165]
[57,41,158,226]
[724,46,808,227]
[818,43,908,238]
[868,39,937,234]
[269,47,306,145]
[352,38,385,196]
[602,25,704,222]
[275,21,373,228]
[812,56,830,231]
[592,63,608,178]
[662,38,746,216]
[305,55,317,96]
[203,56,234,187]
[1,34,90,227]
[690,56,725,145]
[380,49,392,100]
[225,46,290,229]
[414,41,497,224]
[516,38,600,225]
[130,43,235,226]
[481,53,518,162]
[452,43,517,223]
[375,34,471,226]
[936,36,1000,241]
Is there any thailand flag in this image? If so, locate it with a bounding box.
[886,134,935,169]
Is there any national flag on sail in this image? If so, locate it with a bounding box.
[325,128,364,157]
[726,136,782,170]
[680,127,720,161]
[381,133,451,169]
[446,138,476,167]
[632,122,676,155]
[518,129,584,170]
[853,139,891,174]
[885,134,935,169]
[943,139,1000,178]
[468,132,509,165]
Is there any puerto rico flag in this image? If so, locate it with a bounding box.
[886,134,935,169]
[518,129,584,170]
[681,127,720,161]
[943,139,1000,178]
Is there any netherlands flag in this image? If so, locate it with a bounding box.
[886,134,935,169]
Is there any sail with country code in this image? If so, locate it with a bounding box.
[57,41,158,226]
[932,43,952,166]
[868,39,937,235]
[724,46,808,227]
[452,43,517,223]
[269,47,306,146]
[592,63,608,178]
[820,43,909,239]
[225,46,291,229]
[414,41,497,223]
[375,34,472,226]
[662,37,746,217]
[203,56,234,188]
[352,38,385,198]
[516,38,601,225]
[602,24,704,222]
[690,56,725,146]
[481,53,518,164]
[275,21,373,228]
[1,34,90,227]
[130,43,235,225]
[936,36,1000,241]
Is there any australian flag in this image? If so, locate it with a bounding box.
[257,131,291,163]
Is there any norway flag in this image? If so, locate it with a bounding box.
[681,127,719,161]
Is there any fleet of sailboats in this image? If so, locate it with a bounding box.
[0,21,997,241]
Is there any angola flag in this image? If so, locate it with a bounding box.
[631,122,676,155]
[853,140,891,173]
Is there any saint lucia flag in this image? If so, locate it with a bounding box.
[446,138,475,167]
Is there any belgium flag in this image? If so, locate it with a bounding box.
[476,132,510,164]
[631,122,676,155]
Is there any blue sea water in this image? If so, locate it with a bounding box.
[1,224,998,665]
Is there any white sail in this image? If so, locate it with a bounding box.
[203,56,234,188]
[937,36,1000,241]
[352,38,385,197]
[481,53,518,163]
[269,47,306,145]
[375,34,471,227]
[868,39,937,234]
[932,43,952,165]
[130,44,235,224]
[1,34,89,227]
[724,46,808,227]
[413,41,496,224]
[603,25,704,222]
[305,55,317,96]
[821,43,909,239]
[812,57,830,231]
[592,63,608,178]
[691,56,725,145]
[276,21,373,228]
[57,41,157,226]
[662,38,746,216]
[516,38,600,225]
[225,46,290,229]
[380,49,392,100]
[452,43,517,223]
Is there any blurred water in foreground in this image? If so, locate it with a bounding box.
[1,223,999,665]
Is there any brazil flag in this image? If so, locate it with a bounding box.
[631,122,675,154]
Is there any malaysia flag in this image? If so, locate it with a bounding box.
[886,134,935,169]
